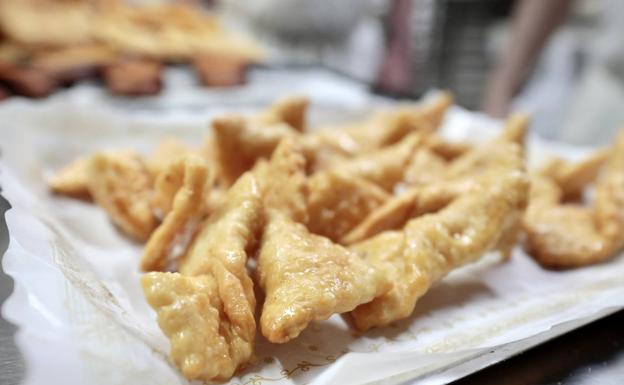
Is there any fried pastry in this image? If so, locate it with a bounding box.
[593,137,624,252]
[212,110,298,185]
[523,131,624,268]
[87,150,157,241]
[402,148,448,186]
[0,0,94,46]
[141,155,211,272]
[307,92,452,156]
[424,135,472,161]
[350,157,529,330]
[193,53,249,88]
[256,96,309,133]
[103,58,163,96]
[145,138,196,178]
[0,61,56,98]
[523,179,606,268]
[342,178,474,245]
[538,149,609,201]
[298,94,449,173]
[31,44,116,85]
[178,172,263,276]
[306,171,391,242]
[254,138,309,222]
[142,172,262,381]
[499,113,530,145]
[344,92,452,150]
[327,133,423,191]
[256,138,390,342]
[443,113,528,180]
[0,42,33,64]
[93,2,263,61]
[258,212,390,343]
[48,156,91,199]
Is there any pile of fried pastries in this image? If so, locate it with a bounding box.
[0,0,262,100]
[49,93,624,382]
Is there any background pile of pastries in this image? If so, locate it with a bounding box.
[48,93,624,382]
[0,0,263,100]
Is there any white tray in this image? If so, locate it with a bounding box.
[1,68,623,385]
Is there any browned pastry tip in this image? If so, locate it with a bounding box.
[31,45,116,86]
[103,57,163,96]
[0,61,56,98]
[192,53,249,87]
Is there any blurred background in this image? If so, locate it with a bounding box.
[1,0,623,144]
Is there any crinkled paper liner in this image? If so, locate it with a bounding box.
[1,77,623,385]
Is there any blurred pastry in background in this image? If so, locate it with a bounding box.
[0,61,56,98]
[0,0,94,47]
[0,0,264,99]
[30,44,116,86]
[193,53,249,87]
[103,57,163,96]
[93,1,263,61]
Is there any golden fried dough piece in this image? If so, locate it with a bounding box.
[193,53,249,88]
[500,113,530,145]
[103,57,163,96]
[350,165,529,330]
[594,141,624,251]
[179,172,263,277]
[256,138,309,222]
[524,200,607,268]
[342,178,474,245]
[142,172,262,381]
[148,140,202,216]
[48,156,91,199]
[402,148,448,186]
[147,138,194,177]
[301,126,359,161]
[523,173,609,268]
[0,0,94,46]
[425,135,472,161]
[443,117,528,180]
[31,44,116,85]
[524,132,624,268]
[308,92,452,156]
[141,271,253,382]
[256,138,390,342]
[87,151,157,241]
[345,92,452,151]
[0,61,56,98]
[150,159,184,219]
[94,2,263,61]
[256,96,309,132]
[299,94,448,172]
[306,171,391,242]
[328,133,423,191]
[539,149,609,201]
[0,42,33,64]
[258,213,390,343]
[142,156,211,271]
[212,114,298,185]
[298,134,353,173]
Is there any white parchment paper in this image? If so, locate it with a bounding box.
[1,69,623,385]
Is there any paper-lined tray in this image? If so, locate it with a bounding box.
[1,70,623,385]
